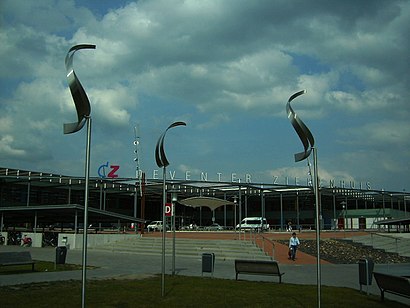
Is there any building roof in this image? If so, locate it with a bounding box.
[1,166,409,227]
[0,204,144,227]
[374,217,410,226]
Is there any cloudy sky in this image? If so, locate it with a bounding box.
[1,0,409,192]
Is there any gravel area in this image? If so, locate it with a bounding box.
[278,239,410,264]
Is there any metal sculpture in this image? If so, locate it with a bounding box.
[64,44,96,134]
[155,121,186,168]
[286,90,321,308]
[155,121,186,297]
[64,43,95,308]
[286,90,315,162]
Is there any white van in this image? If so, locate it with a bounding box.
[147,221,168,232]
[236,217,269,231]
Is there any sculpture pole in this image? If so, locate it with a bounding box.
[63,44,96,308]
[82,115,91,308]
[313,146,321,306]
[155,121,186,296]
[286,90,321,307]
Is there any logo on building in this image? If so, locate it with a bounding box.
[98,162,120,178]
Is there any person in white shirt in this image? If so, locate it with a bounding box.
[288,232,300,261]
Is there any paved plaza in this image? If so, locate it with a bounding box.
[0,232,409,306]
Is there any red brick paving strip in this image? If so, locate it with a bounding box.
[142,231,370,265]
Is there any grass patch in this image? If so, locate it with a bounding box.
[0,261,92,275]
[0,275,405,307]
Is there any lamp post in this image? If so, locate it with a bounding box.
[155,121,186,297]
[239,187,242,240]
[340,201,346,226]
[233,196,238,232]
[285,90,321,307]
[280,192,284,231]
[63,44,95,308]
[169,189,179,275]
[340,201,346,236]
[332,190,336,230]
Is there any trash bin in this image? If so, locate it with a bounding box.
[358,258,374,294]
[56,246,68,264]
[202,253,215,276]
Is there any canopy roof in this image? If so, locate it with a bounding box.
[179,196,235,211]
[0,204,144,226]
[374,217,410,226]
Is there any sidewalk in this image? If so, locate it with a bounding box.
[1,232,410,306]
[142,230,367,265]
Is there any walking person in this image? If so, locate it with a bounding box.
[287,221,292,232]
[288,232,300,261]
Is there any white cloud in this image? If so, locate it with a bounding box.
[90,86,137,128]
[0,0,409,191]
[341,120,410,147]
[196,114,231,130]
[0,135,26,157]
[0,117,13,132]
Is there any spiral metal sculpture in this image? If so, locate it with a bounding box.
[286,90,315,162]
[64,44,96,134]
[155,121,186,168]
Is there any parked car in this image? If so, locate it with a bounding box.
[205,223,224,231]
[181,223,198,231]
[49,223,75,230]
[147,221,168,232]
[236,217,269,231]
[88,223,117,231]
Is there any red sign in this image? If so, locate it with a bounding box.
[165,203,173,217]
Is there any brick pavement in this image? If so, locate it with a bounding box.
[143,230,369,265]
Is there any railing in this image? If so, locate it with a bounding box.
[370,233,402,254]
[240,229,275,260]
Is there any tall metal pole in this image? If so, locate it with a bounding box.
[134,125,142,224]
[285,90,320,307]
[340,201,346,234]
[280,192,284,231]
[172,204,176,275]
[239,186,242,240]
[63,44,95,308]
[171,192,177,275]
[82,116,91,308]
[233,196,237,232]
[313,147,321,308]
[141,172,146,234]
[296,191,300,230]
[155,121,186,297]
[332,191,336,230]
[161,165,166,297]
[133,191,138,219]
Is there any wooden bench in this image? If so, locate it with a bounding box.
[0,251,35,271]
[235,259,284,283]
[373,272,410,301]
